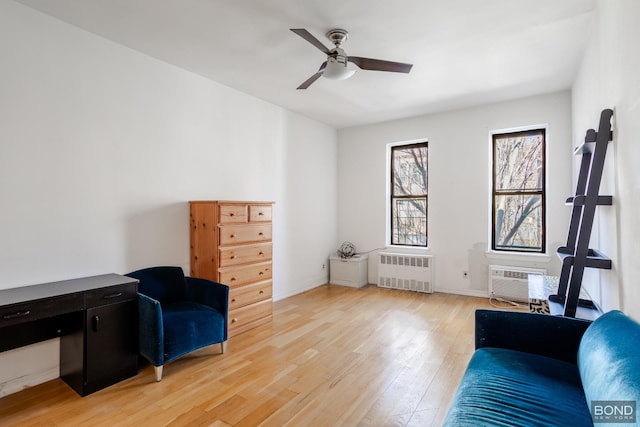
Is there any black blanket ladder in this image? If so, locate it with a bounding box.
[549,109,613,317]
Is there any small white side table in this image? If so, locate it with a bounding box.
[329,254,368,288]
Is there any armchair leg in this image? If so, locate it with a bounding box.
[154,365,163,382]
[221,341,227,354]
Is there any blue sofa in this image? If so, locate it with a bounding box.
[127,266,229,381]
[444,309,640,426]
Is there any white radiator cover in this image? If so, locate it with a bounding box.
[377,252,434,293]
[488,265,546,302]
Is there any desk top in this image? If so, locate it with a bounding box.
[0,274,137,307]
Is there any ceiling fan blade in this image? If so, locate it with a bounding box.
[290,28,331,55]
[297,72,322,90]
[348,56,413,73]
[296,62,327,90]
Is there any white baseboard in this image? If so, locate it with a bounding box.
[0,366,59,398]
[273,282,325,301]
[0,339,60,398]
[277,284,489,301]
[434,287,489,299]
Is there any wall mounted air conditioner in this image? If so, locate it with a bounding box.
[488,265,546,302]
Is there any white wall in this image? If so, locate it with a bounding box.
[337,92,573,296]
[0,1,337,395]
[571,0,640,318]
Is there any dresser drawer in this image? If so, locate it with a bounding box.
[85,282,137,308]
[0,293,83,327]
[229,280,272,310]
[249,204,272,222]
[229,298,273,335]
[218,242,272,267]
[219,204,248,224]
[219,262,272,287]
[219,224,272,245]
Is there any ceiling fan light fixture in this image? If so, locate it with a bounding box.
[323,58,356,80]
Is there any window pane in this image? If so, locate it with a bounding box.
[392,145,428,196]
[494,194,542,251]
[392,198,427,246]
[494,132,543,192]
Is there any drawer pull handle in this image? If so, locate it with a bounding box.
[230,234,236,238]
[230,255,236,259]
[103,292,123,300]
[258,232,264,236]
[258,251,264,255]
[258,212,264,216]
[3,310,31,320]
[230,277,237,282]
[229,213,235,216]
[93,315,100,332]
[259,271,264,275]
[259,290,264,294]
[231,298,237,303]
[232,318,238,323]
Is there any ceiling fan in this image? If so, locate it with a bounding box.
[290,28,413,90]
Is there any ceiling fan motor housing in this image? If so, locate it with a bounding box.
[324,48,354,80]
[330,47,349,65]
[326,29,348,46]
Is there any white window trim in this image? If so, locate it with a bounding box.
[488,123,549,255]
[385,138,429,249]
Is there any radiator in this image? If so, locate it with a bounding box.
[377,252,434,293]
[488,265,546,302]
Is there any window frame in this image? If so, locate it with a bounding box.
[491,128,546,253]
[387,140,429,248]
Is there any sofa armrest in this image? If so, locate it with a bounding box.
[138,293,164,366]
[185,276,229,316]
[475,309,592,364]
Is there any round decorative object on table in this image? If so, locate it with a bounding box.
[337,241,356,258]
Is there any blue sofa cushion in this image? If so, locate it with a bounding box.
[444,347,592,426]
[578,310,640,413]
[162,301,226,363]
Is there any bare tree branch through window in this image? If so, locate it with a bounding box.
[391,143,428,246]
[492,130,545,252]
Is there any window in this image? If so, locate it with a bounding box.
[492,129,545,252]
[390,142,428,246]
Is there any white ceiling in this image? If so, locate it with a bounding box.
[15,0,596,129]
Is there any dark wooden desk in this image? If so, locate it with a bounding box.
[0,274,138,396]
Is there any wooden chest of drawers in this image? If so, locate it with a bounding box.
[189,201,273,337]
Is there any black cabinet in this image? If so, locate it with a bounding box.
[85,299,138,394]
[1,274,139,396]
[60,280,138,396]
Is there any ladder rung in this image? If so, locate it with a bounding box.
[557,247,575,263]
[573,130,613,154]
[556,247,611,269]
[565,195,613,206]
[586,248,612,269]
[574,141,595,154]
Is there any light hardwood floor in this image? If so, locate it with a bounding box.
[0,284,505,426]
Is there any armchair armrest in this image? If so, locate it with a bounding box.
[138,293,164,366]
[185,276,229,316]
[475,309,592,364]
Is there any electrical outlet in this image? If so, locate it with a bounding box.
[322,264,326,270]
[463,271,469,279]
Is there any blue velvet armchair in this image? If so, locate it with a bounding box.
[126,266,229,381]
